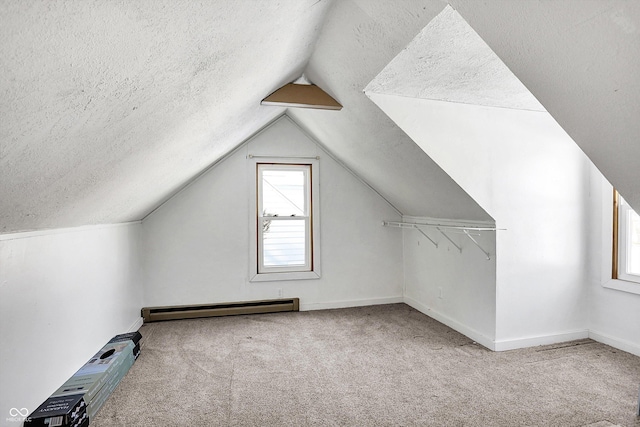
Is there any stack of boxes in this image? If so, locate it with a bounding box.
[25,331,142,427]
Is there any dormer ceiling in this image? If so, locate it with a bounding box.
[365,6,546,112]
[448,0,640,212]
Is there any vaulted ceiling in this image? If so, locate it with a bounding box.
[288,0,490,221]
[0,0,331,232]
[1,0,638,234]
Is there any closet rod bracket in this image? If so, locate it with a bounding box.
[463,229,491,260]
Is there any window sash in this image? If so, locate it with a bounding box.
[257,164,312,274]
[258,216,311,273]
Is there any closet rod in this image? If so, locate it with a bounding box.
[383,221,496,260]
[383,221,438,247]
[248,154,320,160]
[382,221,503,232]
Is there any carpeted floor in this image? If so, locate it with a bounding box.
[93,304,640,426]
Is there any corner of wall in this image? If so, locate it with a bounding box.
[404,295,496,351]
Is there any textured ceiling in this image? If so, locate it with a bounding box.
[3,0,638,234]
[365,6,546,112]
[290,0,491,221]
[0,0,332,233]
[448,0,640,213]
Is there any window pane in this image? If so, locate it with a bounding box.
[628,209,640,275]
[262,219,307,267]
[262,170,306,217]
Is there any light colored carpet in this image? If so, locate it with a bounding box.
[93,304,640,426]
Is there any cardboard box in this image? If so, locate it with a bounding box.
[72,411,89,427]
[27,334,139,426]
[24,394,86,427]
[133,342,141,360]
[109,331,142,359]
[86,351,134,420]
[108,331,142,346]
[51,341,134,402]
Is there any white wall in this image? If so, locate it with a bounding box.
[587,172,640,356]
[403,216,497,349]
[141,115,403,310]
[368,93,591,349]
[449,0,640,214]
[0,223,142,425]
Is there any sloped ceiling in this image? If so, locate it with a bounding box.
[364,5,557,218]
[290,0,491,221]
[0,0,332,233]
[8,1,636,235]
[448,0,640,212]
[1,0,493,235]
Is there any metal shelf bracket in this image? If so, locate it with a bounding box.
[463,229,491,260]
[382,220,502,261]
[437,227,462,253]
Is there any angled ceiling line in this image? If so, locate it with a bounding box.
[283,114,403,217]
[141,112,289,222]
[363,90,549,114]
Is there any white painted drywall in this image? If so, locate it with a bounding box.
[449,0,640,214]
[0,223,143,424]
[141,115,403,310]
[587,172,640,356]
[403,216,497,349]
[290,0,491,222]
[368,93,592,348]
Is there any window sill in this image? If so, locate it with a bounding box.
[250,271,321,282]
[603,279,640,295]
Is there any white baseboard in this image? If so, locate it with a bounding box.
[303,296,640,356]
[403,296,597,353]
[128,316,144,332]
[403,296,496,351]
[493,329,589,352]
[300,296,403,311]
[589,330,640,357]
[135,294,639,356]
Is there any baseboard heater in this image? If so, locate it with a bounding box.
[141,298,299,323]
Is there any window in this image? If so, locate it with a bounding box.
[248,157,320,282]
[613,190,640,284]
[257,164,312,273]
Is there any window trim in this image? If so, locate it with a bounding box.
[248,157,321,282]
[257,163,312,274]
[600,183,640,295]
[612,188,619,280]
[613,189,640,284]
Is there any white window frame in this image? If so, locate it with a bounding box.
[249,157,321,282]
[615,191,640,284]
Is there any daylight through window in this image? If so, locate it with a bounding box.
[257,164,312,274]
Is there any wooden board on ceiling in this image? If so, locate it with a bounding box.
[262,83,342,110]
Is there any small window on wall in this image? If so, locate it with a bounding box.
[613,190,640,284]
[258,164,311,273]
